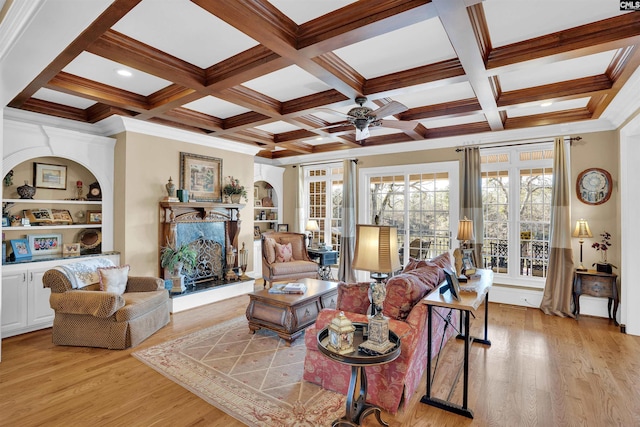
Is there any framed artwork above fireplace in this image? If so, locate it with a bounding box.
[179,152,222,202]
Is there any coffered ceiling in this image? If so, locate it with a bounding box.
[5,0,640,159]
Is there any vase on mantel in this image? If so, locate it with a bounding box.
[230,194,241,204]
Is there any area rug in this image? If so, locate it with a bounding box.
[132,316,345,426]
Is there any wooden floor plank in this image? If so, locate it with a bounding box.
[1,281,638,427]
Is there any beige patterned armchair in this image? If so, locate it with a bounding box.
[261,232,318,288]
[43,258,170,349]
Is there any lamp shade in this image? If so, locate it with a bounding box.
[456,216,474,241]
[305,220,319,232]
[572,219,592,238]
[352,224,401,273]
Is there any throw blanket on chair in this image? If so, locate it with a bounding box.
[53,258,115,289]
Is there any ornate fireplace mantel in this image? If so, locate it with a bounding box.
[159,201,244,282]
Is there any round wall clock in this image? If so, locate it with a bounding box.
[576,168,612,205]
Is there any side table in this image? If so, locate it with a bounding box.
[317,323,400,427]
[307,248,338,280]
[420,269,493,419]
[573,269,619,325]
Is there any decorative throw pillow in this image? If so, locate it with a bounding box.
[336,282,371,314]
[383,273,430,321]
[429,251,454,271]
[275,242,293,262]
[264,237,277,264]
[402,257,429,273]
[278,235,304,261]
[97,265,130,295]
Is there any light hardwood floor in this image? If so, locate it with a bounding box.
[1,282,639,427]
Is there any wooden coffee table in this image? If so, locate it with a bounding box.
[246,278,338,344]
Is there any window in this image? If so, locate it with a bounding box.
[360,162,459,265]
[304,164,343,254]
[481,144,553,285]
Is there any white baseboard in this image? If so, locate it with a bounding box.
[489,285,616,322]
[170,279,254,313]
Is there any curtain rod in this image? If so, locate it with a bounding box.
[455,136,581,152]
[293,158,358,167]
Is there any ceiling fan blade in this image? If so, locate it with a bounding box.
[355,126,370,141]
[315,108,352,119]
[380,119,418,131]
[316,121,351,131]
[373,101,408,118]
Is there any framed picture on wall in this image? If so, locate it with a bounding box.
[34,163,67,190]
[277,224,288,232]
[179,152,222,202]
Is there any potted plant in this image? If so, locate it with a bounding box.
[160,242,198,292]
[591,231,616,273]
[223,176,247,203]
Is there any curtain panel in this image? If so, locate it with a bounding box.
[540,137,575,317]
[460,147,483,265]
[338,159,357,282]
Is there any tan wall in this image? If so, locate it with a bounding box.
[570,130,619,271]
[114,132,254,277]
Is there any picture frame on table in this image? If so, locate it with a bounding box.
[62,243,81,257]
[277,224,289,232]
[34,162,67,190]
[179,152,222,202]
[28,233,62,256]
[86,210,102,224]
[10,239,31,261]
[461,248,476,273]
[254,226,261,239]
[442,268,461,301]
[255,200,262,207]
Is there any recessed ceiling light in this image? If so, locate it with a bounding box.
[540,101,553,107]
[315,137,323,141]
[116,69,132,77]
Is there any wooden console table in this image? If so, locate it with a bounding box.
[573,269,619,325]
[421,269,493,419]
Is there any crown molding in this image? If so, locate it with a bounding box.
[97,115,262,156]
[0,0,43,62]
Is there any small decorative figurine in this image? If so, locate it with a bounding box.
[328,311,356,355]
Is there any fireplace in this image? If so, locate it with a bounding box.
[160,201,242,289]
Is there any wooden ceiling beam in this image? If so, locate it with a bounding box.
[19,98,88,122]
[46,72,149,111]
[487,14,640,70]
[8,0,142,108]
[88,30,205,89]
[401,99,482,121]
[505,108,592,129]
[497,75,613,107]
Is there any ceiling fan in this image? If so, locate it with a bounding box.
[318,96,416,141]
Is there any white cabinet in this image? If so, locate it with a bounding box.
[253,240,262,277]
[1,252,120,338]
[1,265,52,337]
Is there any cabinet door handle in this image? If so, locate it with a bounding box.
[23,273,26,282]
[30,272,33,282]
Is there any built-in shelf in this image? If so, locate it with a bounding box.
[3,224,102,231]
[3,199,102,205]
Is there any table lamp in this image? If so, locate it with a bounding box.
[453,216,474,278]
[305,220,319,248]
[572,218,592,271]
[352,224,401,355]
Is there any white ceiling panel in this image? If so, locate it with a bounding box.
[333,18,456,79]
[269,0,356,24]
[421,113,486,129]
[393,82,477,108]
[255,120,301,134]
[63,52,171,95]
[112,0,258,68]
[506,98,590,118]
[499,50,618,92]
[484,0,626,48]
[183,96,251,119]
[243,65,332,101]
[33,88,97,109]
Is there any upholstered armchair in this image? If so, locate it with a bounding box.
[261,231,318,288]
[43,257,170,349]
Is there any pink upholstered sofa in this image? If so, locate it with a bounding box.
[303,252,459,414]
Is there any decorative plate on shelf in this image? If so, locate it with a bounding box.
[576,168,612,205]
